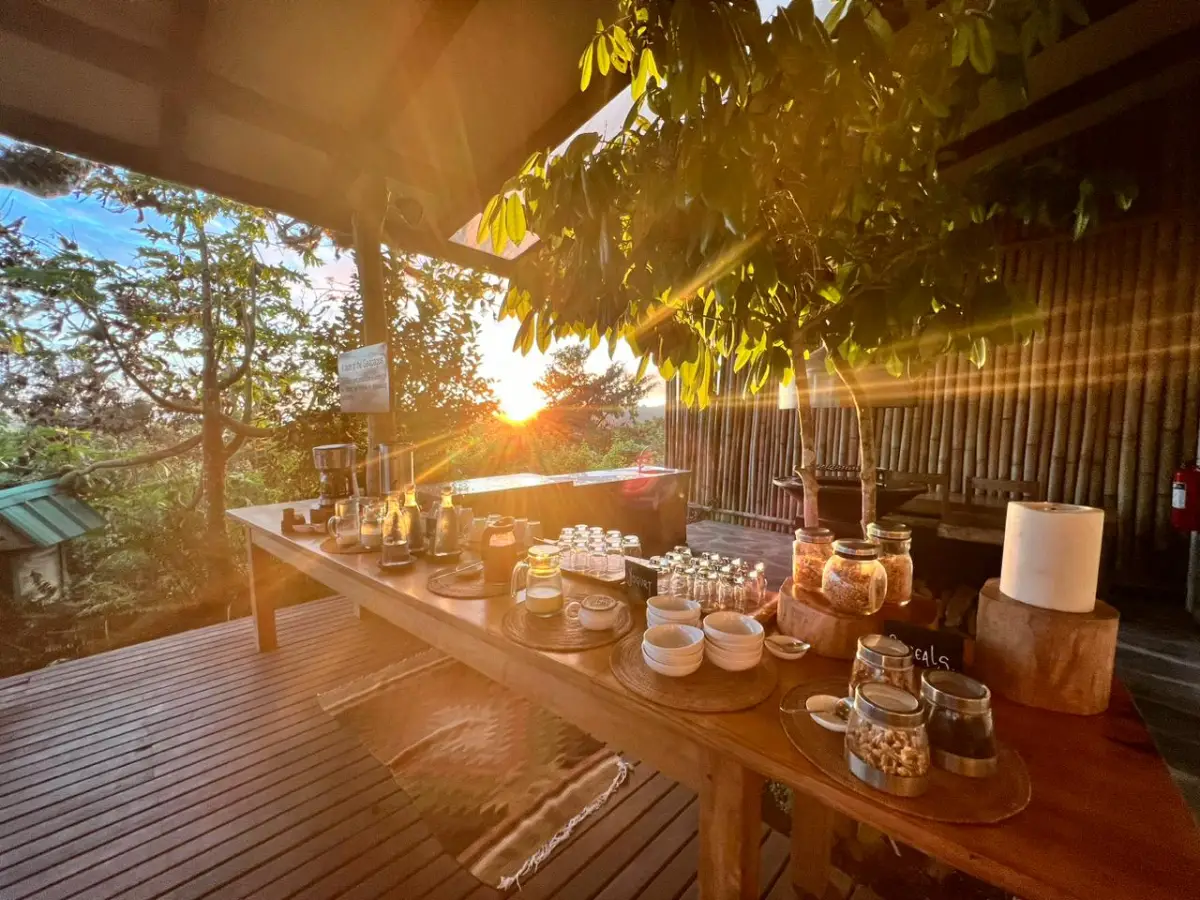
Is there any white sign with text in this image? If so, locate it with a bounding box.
[338,342,390,414]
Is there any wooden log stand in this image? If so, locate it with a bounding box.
[975,578,1119,715]
[776,579,937,660]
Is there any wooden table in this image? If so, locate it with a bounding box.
[231,501,1200,900]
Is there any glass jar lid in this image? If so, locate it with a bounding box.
[833,539,879,560]
[528,544,562,563]
[796,526,834,544]
[858,634,913,669]
[854,683,924,728]
[921,670,992,714]
[867,521,911,541]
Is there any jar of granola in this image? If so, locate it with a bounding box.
[845,682,930,796]
[792,526,834,593]
[867,521,912,606]
[849,634,917,697]
[822,540,886,615]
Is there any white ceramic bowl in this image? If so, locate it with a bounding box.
[703,612,765,650]
[647,610,701,629]
[642,648,702,677]
[642,639,703,666]
[643,623,704,656]
[705,641,762,672]
[647,595,703,620]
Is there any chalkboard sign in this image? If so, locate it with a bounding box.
[625,559,658,605]
[882,620,965,672]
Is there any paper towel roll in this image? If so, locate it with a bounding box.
[999,502,1104,613]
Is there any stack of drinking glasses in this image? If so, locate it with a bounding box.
[554,524,641,580]
[655,546,769,615]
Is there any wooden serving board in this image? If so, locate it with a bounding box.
[777,578,938,660]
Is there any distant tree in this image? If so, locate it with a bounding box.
[535,343,654,433]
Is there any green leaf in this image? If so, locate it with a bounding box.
[597,35,611,76]
[10,332,26,354]
[884,350,903,378]
[919,90,950,118]
[476,193,501,243]
[580,41,595,91]
[823,0,848,32]
[974,19,996,72]
[951,25,970,67]
[969,337,988,368]
[506,194,527,245]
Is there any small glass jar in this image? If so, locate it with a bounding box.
[669,563,692,600]
[922,670,998,777]
[588,542,607,575]
[867,521,913,606]
[850,634,917,697]
[846,683,931,796]
[822,539,887,615]
[358,497,386,550]
[793,526,834,593]
[697,570,721,613]
[606,529,623,543]
[673,545,692,560]
[650,559,671,595]
[571,540,590,571]
[606,540,625,576]
[621,534,642,559]
[717,566,737,611]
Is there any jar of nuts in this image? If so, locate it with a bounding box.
[822,540,887,615]
[921,670,998,778]
[845,682,931,796]
[849,634,917,697]
[866,521,912,606]
[792,527,834,593]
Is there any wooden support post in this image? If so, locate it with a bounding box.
[790,791,850,899]
[247,537,277,652]
[698,751,762,900]
[351,177,396,497]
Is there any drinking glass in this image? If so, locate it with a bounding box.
[588,543,607,576]
[606,541,625,576]
[326,497,362,548]
[358,497,386,550]
[669,563,691,600]
[621,535,642,559]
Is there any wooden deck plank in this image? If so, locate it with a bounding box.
[0,598,794,900]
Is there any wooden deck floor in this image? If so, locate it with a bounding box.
[0,597,793,900]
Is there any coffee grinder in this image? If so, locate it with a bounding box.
[311,443,359,526]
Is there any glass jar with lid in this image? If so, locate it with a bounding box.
[850,634,917,697]
[846,683,931,796]
[822,539,887,615]
[921,670,998,777]
[621,534,642,559]
[511,544,565,616]
[867,521,913,606]
[793,526,834,593]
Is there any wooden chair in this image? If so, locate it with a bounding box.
[965,477,1045,508]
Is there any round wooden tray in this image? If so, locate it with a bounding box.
[502,591,633,652]
[426,562,509,599]
[776,579,938,660]
[779,677,1031,824]
[319,537,378,555]
[609,632,779,713]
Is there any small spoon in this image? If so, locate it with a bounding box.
[765,634,811,659]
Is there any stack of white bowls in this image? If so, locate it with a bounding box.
[642,624,704,677]
[702,612,765,672]
[646,595,702,628]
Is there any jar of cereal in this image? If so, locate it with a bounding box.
[792,526,834,593]
[867,521,912,606]
[845,682,930,796]
[849,634,917,697]
[822,540,886,615]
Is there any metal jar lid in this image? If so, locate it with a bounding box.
[857,634,913,670]
[921,670,992,714]
[853,683,925,728]
[796,526,834,544]
[833,538,879,560]
[867,521,911,541]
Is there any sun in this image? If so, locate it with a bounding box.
[496,386,545,424]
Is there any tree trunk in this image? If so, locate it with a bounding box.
[828,352,876,536]
[197,227,227,550]
[790,341,820,528]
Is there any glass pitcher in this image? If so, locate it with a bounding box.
[431,485,459,556]
[512,544,565,617]
[326,497,361,548]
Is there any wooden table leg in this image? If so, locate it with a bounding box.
[698,750,762,900]
[790,790,849,899]
[247,538,277,652]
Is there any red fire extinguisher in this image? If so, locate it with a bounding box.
[1172,462,1200,532]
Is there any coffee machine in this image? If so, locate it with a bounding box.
[311,443,359,525]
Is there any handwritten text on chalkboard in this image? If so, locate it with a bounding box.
[882,620,965,672]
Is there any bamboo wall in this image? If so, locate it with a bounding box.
[666,97,1200,565]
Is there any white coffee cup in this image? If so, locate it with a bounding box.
[566,595,620,631]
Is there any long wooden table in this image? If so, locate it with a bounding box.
[231,501,1200,900]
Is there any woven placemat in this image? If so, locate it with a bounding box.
[427,562,510,599]
[779,677,1031,824]
[502,592,633,651]
[609,632,778,713]
[319,537,378,555]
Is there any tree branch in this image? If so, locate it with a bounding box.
[215,410,284,439]
[86,313,203,415]
[58,433,203,488]
[218,265,257,390]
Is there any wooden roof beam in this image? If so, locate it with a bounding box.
[159,0,208,171]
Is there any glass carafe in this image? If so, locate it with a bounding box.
[512,544,565,616]
[326,497,361,548]
[400,484,425,552]
[431,486,459,556]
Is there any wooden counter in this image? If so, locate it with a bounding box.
[231,500,1200,900]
